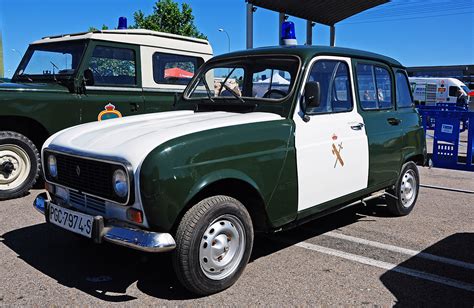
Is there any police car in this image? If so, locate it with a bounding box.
[34,44,426,295]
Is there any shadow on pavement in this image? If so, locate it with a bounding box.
[1,200,391,302]
[380,233,474,307]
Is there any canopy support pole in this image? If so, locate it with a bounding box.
[330,25,336,46]
[246,3,254,49]
[306,20,313,45]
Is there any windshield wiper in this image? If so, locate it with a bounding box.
[18,74,33,82]
[221,82,245,103]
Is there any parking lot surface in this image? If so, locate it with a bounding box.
[0,167,473,306]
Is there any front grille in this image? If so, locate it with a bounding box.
[69,190,106,214]
[44,150,131,204]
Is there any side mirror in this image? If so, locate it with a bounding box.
[83,69,95,86]
[304,81,321,109]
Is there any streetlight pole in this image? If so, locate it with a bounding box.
[218,28,231,53]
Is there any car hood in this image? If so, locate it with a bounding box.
[44,110,282,170]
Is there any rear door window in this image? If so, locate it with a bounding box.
[153,53,203,85]
[356,63,393,110]
[396,71,414,108]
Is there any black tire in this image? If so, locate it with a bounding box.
[0,131,41,200]
[172,195,254,295]
[386,161,419,216]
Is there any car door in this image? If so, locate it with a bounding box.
[294,56,369,213]
[79,42,144,123]
[353,60,402,188]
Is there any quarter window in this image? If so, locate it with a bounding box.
[356,64,393,110]
[449,86,459,97]
[396,71,413,108]
[306,60,353,114]
[88,46,136,86]
[153,53,203,85]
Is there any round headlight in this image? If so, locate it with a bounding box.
[112,169,128,198]
[48,155,58,178]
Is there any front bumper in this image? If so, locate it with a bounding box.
[33,192,176,253]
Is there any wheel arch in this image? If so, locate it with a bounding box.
[0,116,50,152]
[174,175,270,234]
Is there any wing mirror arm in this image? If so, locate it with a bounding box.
[301,81,321,122]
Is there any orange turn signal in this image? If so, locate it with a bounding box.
[126,208,143,224]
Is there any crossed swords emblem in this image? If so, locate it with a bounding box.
[332,142,344,168]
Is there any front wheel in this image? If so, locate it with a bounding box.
[172,195,254,295]
[386,161,420,216]
[0,131,41,200]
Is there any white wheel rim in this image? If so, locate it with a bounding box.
[199,214,246,280]
[0,144,32,191]
[400,169,417,208]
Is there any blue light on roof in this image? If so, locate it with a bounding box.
[281,21,297,45]
[118,17,128,30]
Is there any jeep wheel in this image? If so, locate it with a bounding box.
[173,195,254,295]
[0,131,41,200]
[386,161,419,216]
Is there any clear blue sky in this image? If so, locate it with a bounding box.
[1,0,473,78]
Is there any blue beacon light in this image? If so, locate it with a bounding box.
[118,17,128,30]
[281,21,297,46]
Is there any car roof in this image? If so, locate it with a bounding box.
[210,45,404,68]
[31,29,213,55]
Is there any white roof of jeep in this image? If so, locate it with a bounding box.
[31,29,213,55]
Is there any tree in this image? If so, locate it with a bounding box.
[89,0,206,39]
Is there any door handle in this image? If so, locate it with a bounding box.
[130,102,140,112]
[350,123,365,130]
[387,118,401,126]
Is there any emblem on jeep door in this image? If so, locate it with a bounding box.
[98,103,123,121]
[332,142,344,168]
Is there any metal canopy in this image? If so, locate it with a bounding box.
[247,0,389,26]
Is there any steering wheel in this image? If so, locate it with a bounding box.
[263,89,287,99]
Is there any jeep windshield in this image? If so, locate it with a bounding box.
[184,55,300,114]
[13,41,86,82]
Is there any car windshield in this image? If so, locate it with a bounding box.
[461,85,470,94]
[185,56,299,103]
[14,41,86,81]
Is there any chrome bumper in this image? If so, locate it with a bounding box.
[33,192,176,253]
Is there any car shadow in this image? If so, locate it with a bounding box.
[380,233,474,307]
[1,200,387,302]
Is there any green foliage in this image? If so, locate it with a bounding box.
[88,25,109,32]
[88,0,206,39]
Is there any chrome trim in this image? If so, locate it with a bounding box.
[103,227,176,253]
[85,86,142,92]
[33,195,176,253]
[43,146,133,206]
[143,87,185,93]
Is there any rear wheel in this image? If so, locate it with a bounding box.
[386,161,419,216]
[0,131,40,200]
[172,195,254,295]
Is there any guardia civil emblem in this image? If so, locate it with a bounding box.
[98,103,123,121]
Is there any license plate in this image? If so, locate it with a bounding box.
[49,203,94,238]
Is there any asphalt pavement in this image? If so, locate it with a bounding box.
[0,167,473,306]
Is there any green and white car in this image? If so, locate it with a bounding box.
[34,46,426,295]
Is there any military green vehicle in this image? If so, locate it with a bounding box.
[0,29,212,200]
[34,45,426,295]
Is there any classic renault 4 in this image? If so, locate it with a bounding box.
[34,46,426,295]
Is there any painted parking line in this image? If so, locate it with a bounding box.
[294,241,474,292]
[323,231,474,270]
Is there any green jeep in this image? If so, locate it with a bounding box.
[0,29,212,199]
[34,46,426,295]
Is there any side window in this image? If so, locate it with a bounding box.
[153,53,203,85]
[306,60,353,114]
[356,64,393,110]
[396,71,413,108]
[449,86,458,97]
[88,46,136,86]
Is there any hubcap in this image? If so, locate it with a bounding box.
[399,169,417,208]
[0,144,31,191]
[199,214,246,280]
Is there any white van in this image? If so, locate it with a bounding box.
[408,77,470,105]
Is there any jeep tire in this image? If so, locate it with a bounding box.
[0,131,41,200]
[386,161,419,216]
[173,195,254,295]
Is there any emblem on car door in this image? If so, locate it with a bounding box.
[98,103,123,121]
[332,142,344,168]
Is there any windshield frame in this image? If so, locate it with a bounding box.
[183,54,302,104]
[12,40,88,83]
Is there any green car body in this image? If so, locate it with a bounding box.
[35,45,426,294]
